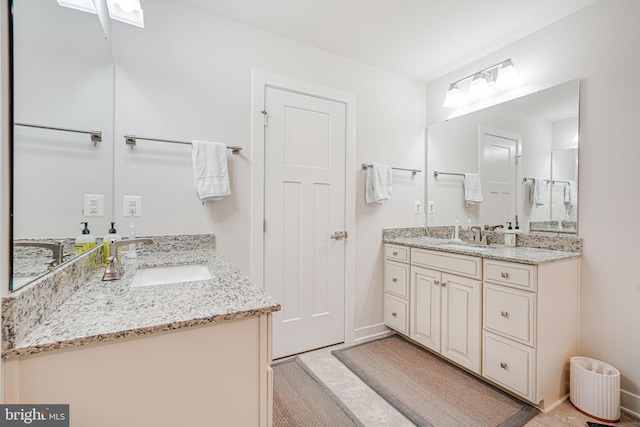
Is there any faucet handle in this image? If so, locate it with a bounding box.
[102,256,124,281]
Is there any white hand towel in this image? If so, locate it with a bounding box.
[191,140,230,203]
[463,173,483,206]
[564,181,577,207]
[529,179,546,206]
[365,163,393,205]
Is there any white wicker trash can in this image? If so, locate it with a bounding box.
[570,356,620,423]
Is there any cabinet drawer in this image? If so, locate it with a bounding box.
[384,293,409,334]
[484,284,536,347]
[385,244,409,263]
[484,260,536,291]
[385,260,409,298]
[483,332,535,401]
[411,248,481,280]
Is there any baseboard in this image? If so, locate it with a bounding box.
[621,389,640,419]
[353,323,392,343]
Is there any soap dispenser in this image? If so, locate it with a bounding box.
[504,222,516,248]
[75,222,96,254]
[102,222,122,264]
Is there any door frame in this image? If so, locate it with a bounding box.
[250,70,357,346]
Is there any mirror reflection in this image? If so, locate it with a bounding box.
[426,79,579,234]
[11,0,114,291]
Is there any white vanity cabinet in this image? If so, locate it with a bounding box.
[481,257,579,411]
[410,248,482,374]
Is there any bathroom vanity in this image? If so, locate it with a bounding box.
[383,228,581,413]
[2,236,280,427]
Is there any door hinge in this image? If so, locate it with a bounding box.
[261,110,268,126]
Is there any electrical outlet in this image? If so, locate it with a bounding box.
[414,200,423,214]
[123,195,142,217]
[83,194,104,217]
[427,201,436,214]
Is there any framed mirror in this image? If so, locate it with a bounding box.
[10,0,114,291]
[426,79,579,234]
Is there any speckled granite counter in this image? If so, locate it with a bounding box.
[3,248,280,359]
[384,227,581,265]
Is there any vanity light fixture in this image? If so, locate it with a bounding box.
[106,0,144,28]
[56,0,97,14]
[443,58,520,108]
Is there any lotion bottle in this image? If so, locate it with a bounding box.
[75,222,96,254]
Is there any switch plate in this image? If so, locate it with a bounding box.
[414,200,423,214]
[83,194,104,217]
[123,195,142,217]
[427,201,436,214]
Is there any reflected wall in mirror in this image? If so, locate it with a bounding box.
[427,79,579,234]
[11,0,114,291]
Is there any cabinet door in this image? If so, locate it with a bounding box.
[384,260,409,298]
[441,273,482,374]
[410,266,441,352]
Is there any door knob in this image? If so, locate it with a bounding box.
[331,231,348,240]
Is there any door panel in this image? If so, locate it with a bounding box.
[264,87,346,359]
[410,266,441,352]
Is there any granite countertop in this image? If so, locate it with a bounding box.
[3,249,281,359]
[529,225,578,235]
[384,235,580,265]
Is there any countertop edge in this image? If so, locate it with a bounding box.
[383,237,581,265]
[3,303,281,359]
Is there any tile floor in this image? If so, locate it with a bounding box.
[288,339,640,427]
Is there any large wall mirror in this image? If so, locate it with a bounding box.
[426,79,579,235]
[11,0,114,291]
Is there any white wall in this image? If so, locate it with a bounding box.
[112,0,426,338]
[426,0,640,415]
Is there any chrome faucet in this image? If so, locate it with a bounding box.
[14,240,66,269]
[102,238,154,281]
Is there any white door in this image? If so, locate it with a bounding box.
[441,273,482,373]
[410,266,441,352]
[264,86,347,359]
[478,126,520,227]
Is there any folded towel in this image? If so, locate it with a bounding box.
[564,180,577,207]
[463,173,483,206]
[365,163,393,205]
[191,140,230,203]
[529,179,546,206]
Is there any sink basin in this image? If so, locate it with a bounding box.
[442,244,489,252]
[130,264,211,287]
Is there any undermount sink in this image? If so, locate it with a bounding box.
[130,264,211,287]
[442,243,489,252]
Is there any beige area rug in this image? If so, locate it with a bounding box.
[332,335,538,427]
[272,357,364,427]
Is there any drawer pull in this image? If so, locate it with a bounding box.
[442,281,447,287]
[500,362,509,370]
[392,278,398,283]
[393,251,398,256]
[434,280,440,286]
[391,312,397,318]
[501,272,510,279]
[500,310,509,318]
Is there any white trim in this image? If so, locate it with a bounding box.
[251,70,357,346]
[621,388,640,419]
[354,323,393,343]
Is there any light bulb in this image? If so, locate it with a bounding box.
[496,60,520,88]
[443,84,465,108]
[468,73,491,99]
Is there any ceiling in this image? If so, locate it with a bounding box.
[170,0,597,82]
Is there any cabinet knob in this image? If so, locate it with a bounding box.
[442,281,447,287]
[501,272,510,279]
[392,278,398,283]
[500,310,509,318]
[434,280,440,285]
[392,312,397,318]
[500,362,509,370]
[393,251,398,256]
